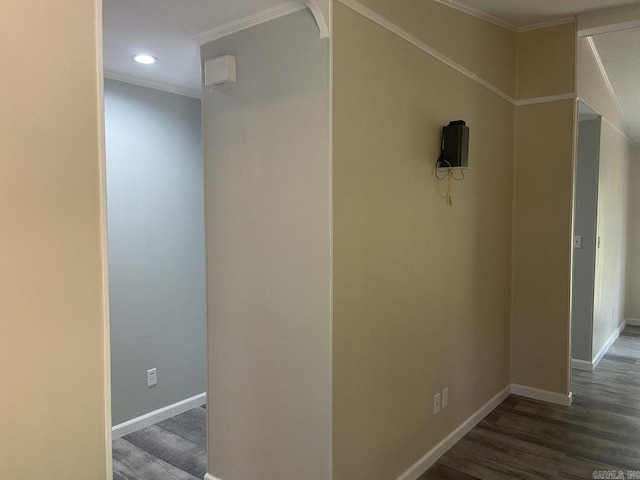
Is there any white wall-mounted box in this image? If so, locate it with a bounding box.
[204,55,237,88]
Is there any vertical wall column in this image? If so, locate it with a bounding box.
[201,10,332,480]
[0,0,110,478]
[511,23,577,396]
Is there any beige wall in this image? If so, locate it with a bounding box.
[0,0,110,479]
[511,100,575,393]
[517,23,576,100]
[510,23,576,395]
[576,35,631,360]
[334,3,514,478]
[357,0,518,98]
[201,11,332,480]
[626,148,640,319]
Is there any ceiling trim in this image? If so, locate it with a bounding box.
[339,0,575,109]
[432,0,518,31]
[603,116,632,143]
[338,0,515,104]
[518,17,575,33]
[577,96,632,144]
[578,4,640,37]
[433,0,576,33]
[515,93,576,107]
[579,113,600,121]
[305,0,330,38]
[104,71,201,99]
[195,0,307,46]
[586,37,626,124]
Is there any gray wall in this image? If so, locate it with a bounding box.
[626,148,640,319]
[572,118,601,362]
[105,79,206,426]
[201,11,331,480]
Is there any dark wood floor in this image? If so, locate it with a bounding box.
[421,325,640,479]
[112,405,207,480]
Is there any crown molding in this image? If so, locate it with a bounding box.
[587,37,626,124]
[196,1,307,46]
[515,93,576,107]
[433,0,575,33]
[338,0,515,104]
[104,71,201,99]
[518,17,575,33]
[432,0,517,31]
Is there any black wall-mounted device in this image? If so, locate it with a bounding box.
[440,120,469,168]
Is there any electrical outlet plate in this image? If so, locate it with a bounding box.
[147,368,157,387]
[442,388,449,408]
[434,393,441,414]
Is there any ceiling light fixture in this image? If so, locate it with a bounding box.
[132,54,157,65]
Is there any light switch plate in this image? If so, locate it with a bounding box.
[574,235,582,249]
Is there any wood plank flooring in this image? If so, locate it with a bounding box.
[421,325,640,479]
[112,405,207,480]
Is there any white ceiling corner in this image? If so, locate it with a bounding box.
[104,0,640,142]
[442,0,640,142]
[438,0,640,29]
[591,28,640,142]
[103,0,296,98]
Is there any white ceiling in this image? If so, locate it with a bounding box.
[447,0,640,142]
[593,29,640,142]
[440,0,640,28]
[103,0,290,97]
[104,0,640,142]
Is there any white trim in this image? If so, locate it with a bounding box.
[96,12,114,475]
[592,320,626,369]
[602,116,632,143]
[112,393,206,439]
[431,0,517,31]
[578,4,640,38]
[577,96,632,143]
[518,17,575,33]
[510,384,573,406]
[516,92,576,107]
[571,358,594,371]
[337,0,515,105]
[396,386,511,480]
[433,0,575,33]
[587,37,626,125]
[104,72,201,99]
[328,0,335,476]
[579,113,600,121]
[195,1,307,46]
[306,0,331,39]
[338,0,577,109]
[204,475,222,480]
[626,318,640,326]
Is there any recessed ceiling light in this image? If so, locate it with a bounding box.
[132,54,157,65]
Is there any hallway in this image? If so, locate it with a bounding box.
[422,325,640,479]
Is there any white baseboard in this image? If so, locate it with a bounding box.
[626,318,640,326]
[396,385,511,480]
[510,384,572,406]
[571,358,593,371]
[113,392,206,439]
[207,381,572,480]
[592,320,626,370]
